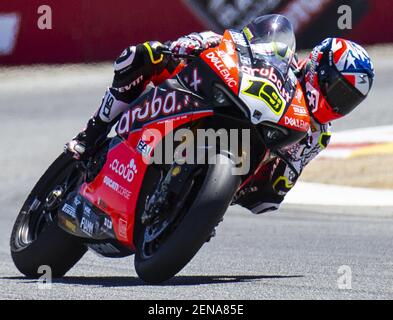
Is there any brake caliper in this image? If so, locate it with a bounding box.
[141,163,199,225]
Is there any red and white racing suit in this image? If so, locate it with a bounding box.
[73,31,332,215]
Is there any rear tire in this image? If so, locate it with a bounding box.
[134,154,241,283]
[10,153,87,278]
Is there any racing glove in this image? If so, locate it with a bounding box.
[169,31,222,56]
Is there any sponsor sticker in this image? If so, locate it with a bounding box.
[284,116,308,130]
[293,105,308,117]
[113,75,144,93]
[73,196,81,206]
[109,158,137,183]
[62,203,76,219]
[136,139,153,157]
[118,219,127,239]
[80,217,94,236]
[103,175,131,199]
[117,87,185,134]
[104,217,113,230]
[204,51,238,89]
[83,204,92,217]
[59,215,77,233]
[64,220,77,232]
[229,31,248,47]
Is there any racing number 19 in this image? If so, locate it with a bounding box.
[243,80,284,115]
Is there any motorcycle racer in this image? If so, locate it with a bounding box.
[234,16,374,213]
[65,31,222,157]
[66,15,374,215]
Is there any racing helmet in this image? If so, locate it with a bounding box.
[304,38,374,124]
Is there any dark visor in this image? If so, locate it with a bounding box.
[318,63,366,116]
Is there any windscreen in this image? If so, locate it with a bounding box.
[243,14,296,76]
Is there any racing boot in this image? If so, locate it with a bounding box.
[65,115,111,160]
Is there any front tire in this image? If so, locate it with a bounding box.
[134,154,241,283]
[10,153,87,278]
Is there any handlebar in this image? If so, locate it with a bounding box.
[158,49,200,60]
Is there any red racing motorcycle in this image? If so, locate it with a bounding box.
[10,16,310,283]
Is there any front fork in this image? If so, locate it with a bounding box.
[141,162,201,225]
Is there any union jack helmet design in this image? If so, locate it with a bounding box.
[304,38,374,124]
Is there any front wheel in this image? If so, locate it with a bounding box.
[10,153,87,278]
[134,154,241,283]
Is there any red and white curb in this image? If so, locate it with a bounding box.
[319,125,393,159]
[283,126,393,211]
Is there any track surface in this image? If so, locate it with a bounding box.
[0,49,392,299]
[1,209,393,299]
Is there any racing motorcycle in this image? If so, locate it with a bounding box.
[10,15,310,283]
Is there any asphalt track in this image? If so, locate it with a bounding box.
[0,47,392,299]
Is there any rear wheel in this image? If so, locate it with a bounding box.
[10,153,87,278]
[134,154,241,283]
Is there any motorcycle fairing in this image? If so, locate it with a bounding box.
[78,80,214,250]
[58,191,133,257]
[277,83,310,132]
[200,30,240,95]
[239,72,287,125]
[115,82,208,135]
[202,29,310,134]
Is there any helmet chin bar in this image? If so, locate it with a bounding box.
[311,92,343,125]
